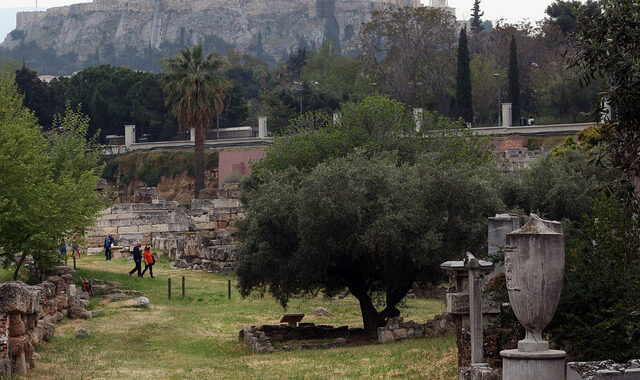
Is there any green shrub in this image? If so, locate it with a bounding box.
[549,195,640,361]
[101,158,119,181]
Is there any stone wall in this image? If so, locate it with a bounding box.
[239,323,361,353]
[495,147,549,172]
[0,266,94,378]
[567,360,640,380]
[86,185,243,272]
[376,314,454,343]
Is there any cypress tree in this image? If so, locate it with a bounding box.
[508,35,520,123]
[456,27,473,123]
[470,0,484,36]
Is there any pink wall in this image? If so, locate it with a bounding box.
[491,136,528,152]
[218,149,266,184]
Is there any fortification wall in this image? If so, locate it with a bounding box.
[15,12,46,30]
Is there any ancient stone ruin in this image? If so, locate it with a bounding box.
[0,266,96,377]
[376,314,454,344]
[86,185,243,272]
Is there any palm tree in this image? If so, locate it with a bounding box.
[160,44,231,198]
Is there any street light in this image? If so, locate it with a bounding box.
[493,73,501,126]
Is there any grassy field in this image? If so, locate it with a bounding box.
[4,255,456,379]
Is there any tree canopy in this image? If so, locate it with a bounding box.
[160,45,232,198]
[0,65,108,279]
[237,96,501,335]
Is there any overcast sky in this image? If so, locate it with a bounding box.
[1,0,557,40]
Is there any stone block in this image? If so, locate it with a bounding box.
[86,227,113,237]
[168,223,189,232]
[150,224,169,233]
[8,313,25,337]
[392,328,408,340]
[195,222,218,230]
[595,370,624,380]
[446,292,500,315]
[0,283,41,314]
[118,226,139,234]
[623,369,640,380]
[377,329,394,343]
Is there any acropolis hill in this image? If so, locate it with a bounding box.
[1,0,433,64]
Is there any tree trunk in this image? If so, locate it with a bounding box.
[193,123,206,199]
[349,285,381,337]
[13,251,29,280]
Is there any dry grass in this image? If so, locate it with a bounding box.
[9,256,457,379]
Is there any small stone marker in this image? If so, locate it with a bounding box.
[280,313,304,327]
[75,328,88,339]
[313,307,333,317]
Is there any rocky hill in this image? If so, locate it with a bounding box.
[2,0,419,65]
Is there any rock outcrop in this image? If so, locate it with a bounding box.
[2,0,420,63]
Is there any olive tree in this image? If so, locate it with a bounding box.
[237,95,502,335]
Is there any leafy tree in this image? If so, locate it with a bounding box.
[360,7,458,112]
[285,48,308,81]
[301,41,368,102]
[14,64,56,128]
[49,65,175,141]
[456,28,473,123]
[507,36,520,123]
[0,66,107,279]
[470,55,505,125]
[571,0,640,176]
[470,0,485,36]
[545,0,600,34]
[550,194,640,361]
[500,149,614,224]
[530,67,599,124]
[238,151,501,336]
[160,45,232,198]
[238,96,501,335]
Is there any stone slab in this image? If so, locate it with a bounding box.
[117,226,139,234]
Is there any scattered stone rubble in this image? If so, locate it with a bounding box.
[0,266,95,377]
[567,359,640,380]
[376,314,455,344]
[239,323,365,354]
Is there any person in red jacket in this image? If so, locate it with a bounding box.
[140,245,155,278]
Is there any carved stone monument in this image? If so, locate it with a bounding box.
[500,214,567,380]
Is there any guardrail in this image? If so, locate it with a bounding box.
[470,122,594,136]
[103,137,273,155]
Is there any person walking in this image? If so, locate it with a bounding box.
[140,245,155,278]
[104,233,115,261]
[129,242,142,277]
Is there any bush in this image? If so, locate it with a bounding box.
[549,195,640,361]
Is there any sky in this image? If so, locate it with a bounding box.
[0,0,557,41]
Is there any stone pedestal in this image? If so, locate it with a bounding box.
[501,103,512,128]
[124,124,136,147]
[258,116,268,138]
[502,349,566,380]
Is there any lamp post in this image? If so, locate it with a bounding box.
[493,73,501,126]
